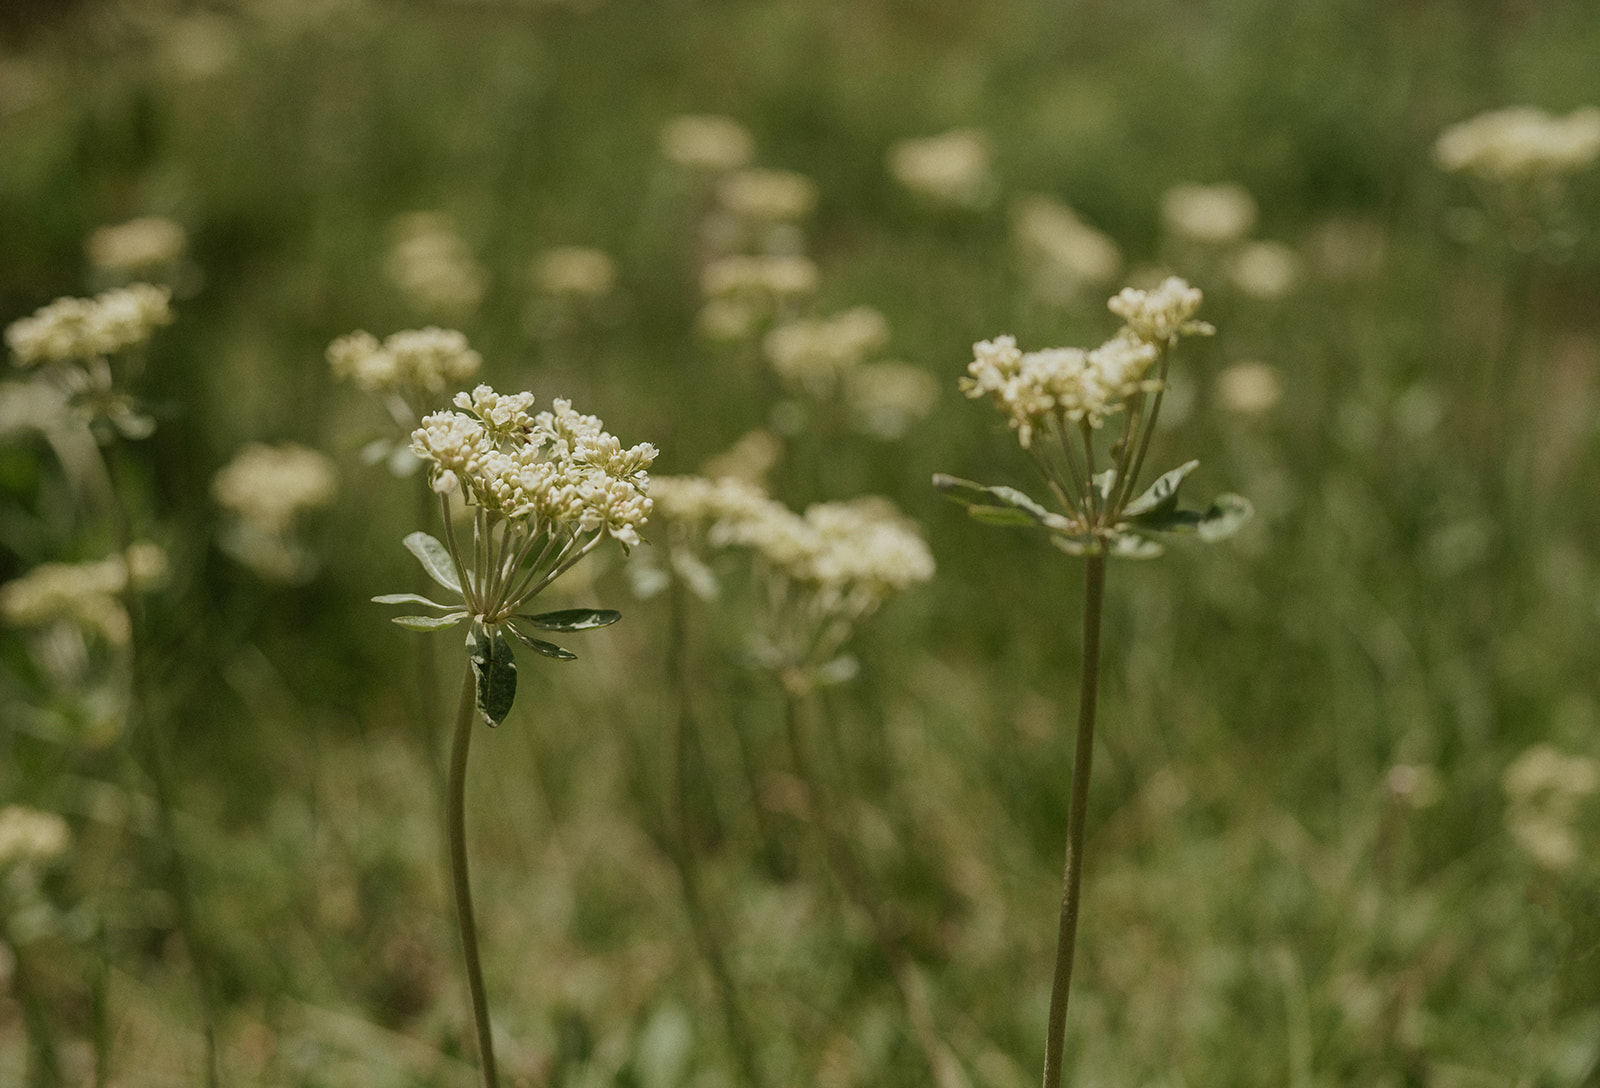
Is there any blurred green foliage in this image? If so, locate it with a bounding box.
[3,0,1600,1084]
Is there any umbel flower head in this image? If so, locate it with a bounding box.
[0,542,169,646]
[652,475,933,688]
[1435,106,1600,185]
[939,277,1249,558]
[381,384,657,726]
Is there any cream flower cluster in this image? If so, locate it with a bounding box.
[412,385,656,548]
[698,255,819,342]
[659,114,754,174]
[1160,183,1258,246]
[213,443,339,536]
[86,216,188,276]
[531,246,617,300]
[716,168,818,224]
[5,284,173,366]
[964,278,1208,447]
[0,806,71,869]
[654,476,933,619]
[1503,744,1599,872]
[1012,196,1123,298]
[763,306,891,396]
[384,212,490,318]
[887,128,996,211]
[1436,106,1600,183]
[327,327,482,399]
[0,543,169,645]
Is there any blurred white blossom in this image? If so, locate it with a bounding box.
[659,114,754,174]
[384,213,489,318]
[1012,196,1123,300]
[1161,183,1258,246]
[5,285,173,366]
[764,307,890,397]
[887,129,996,211]
[1436,106,1600,183]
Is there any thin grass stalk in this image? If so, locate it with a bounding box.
[663,575,765,1088]
[447,664,499,1088]
[103,446,221,1088]
[1041,553,1106,1088]
[782,687,969,1088]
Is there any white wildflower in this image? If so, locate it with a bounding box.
[659,114,754,174]
[328,327,482,401]
[1108,276,1212,344]
[1503,744,1599,872]
[1226,241,1302,300]
[86,217,188,276]
[717,169,818,223]
[700,429,782,484]
[0,543,167,645]
[887,128,996,211]
[6,284,173,366]
[764,307,891,397]
[1160,183,1258,246]
[961,330,1161,446]
[1214,361,1283,415]
[384,213,489,318]
[1012,196,1123,299]
[1436,106,1600,183]
[531,246,617,299]
[846,362,939,440]
[0,806,71,869]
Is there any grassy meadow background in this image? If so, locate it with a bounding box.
[3,0,1600,1084]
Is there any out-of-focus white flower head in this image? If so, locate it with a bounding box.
[0,806,71,869]
[1012,196,1123,300]
[1161,183,1258,246]
[698,255,819,342]
[887,128,997,211]
[1108,276,1213,345]
[0,543,168,645]
[531,246,617,300]
[1503,743,1599,872]
[328,327,482,402]
[86,217,188,278]
[763,307,891,397]
[659,114,755,174]
[700,429,783,485]
[1436,106,1600,183]
[213,443,337,583]
[5,285,173,367]
[1214,361,1283,416]
[716,168,818,224]
[1226,241,1303,301]
[845,362,939,440]
[384,213,490,319]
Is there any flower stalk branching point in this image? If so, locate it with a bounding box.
[934,277,1250,1088]
[374,383,655,1087]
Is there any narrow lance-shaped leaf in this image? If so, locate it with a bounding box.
[932,474,1075,531]
[403,531,461,594]
[507,624,578,661]
[392,612,470,631]
[519,608,621,632]
[468,624,518,727]
[373,592,457,610]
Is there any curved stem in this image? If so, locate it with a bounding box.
[1041,554,1106,1088]
[447,665,500,1088]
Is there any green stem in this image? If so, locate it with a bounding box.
[1042,553,1106,1088]
[663,577,765,1088]
[102,444,221,1088]
[3,928,62,1088]
[447,665,500,1088]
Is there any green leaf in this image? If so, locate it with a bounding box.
[1196,494,1254,542]
[403,531,461,594]
[372,592,457,610]
[932,474,1073,531]
[1108,532,1164,560]
[468,625,518,727]
[519,608,621,632]
[1122,461,1200,520]
[392,612,469,631]
[507,625,578,661]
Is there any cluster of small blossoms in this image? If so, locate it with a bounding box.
[1502,744,1599,872]
[384,212,490,318]
[844,362,939,441]
[886,128,996,211]
[327,327,482,401]
[1011,196,1123,300]
[716,168,818,225]
[1435,106,1600,184]
[698,255,819,342]
[531,246,617,300]
[0,806,71,870]
[654,476,933,623]
[963,278,1209,448]
[411,385,656,549]
[85,216,188,278]
[659,114,755,175]
[5,284,173,366]
[763,306,891,397]
[213,443,338,582]
[1160,183,1258,246]
[0,542,169,645]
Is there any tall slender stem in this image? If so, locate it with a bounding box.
[1042,554,1106,1088]
[663,575,765,1088]
[447,665,500,1088]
